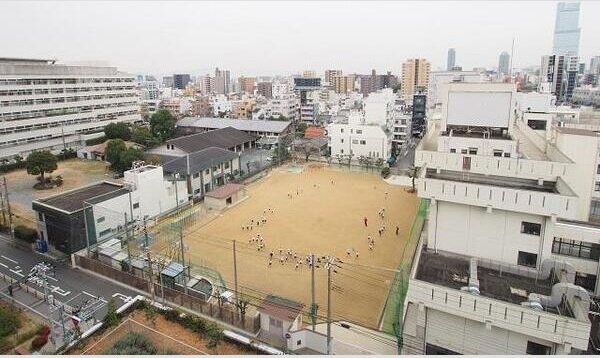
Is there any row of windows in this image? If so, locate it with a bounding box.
[0,102,139,122]
[552,237,600,261]
[191,162,231,178]
[0,86,135,97]
[449,147,512,158]
[1,93,137,107]
[339,128,363,134]
[0,111,137,135]
[0,78,134,86]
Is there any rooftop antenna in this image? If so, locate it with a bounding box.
[509,37,515,82]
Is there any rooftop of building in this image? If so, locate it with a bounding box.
[425,168,568,194]
[33,182,127,213]
[555,126,600,137]
[0,57,56,64]
[258,294,305,322]
[162,147,239,175]
[415,249,573,317]
[177,117,292,134]
[205,183,245,199]
[167,126,256,153]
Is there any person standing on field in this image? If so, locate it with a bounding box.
[396,226,399,236]
[364,216,368,227]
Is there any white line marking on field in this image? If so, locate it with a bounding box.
[0,262,7,268]
[82,291,97,299]
[45,275,58,282]
[1,256,17,264]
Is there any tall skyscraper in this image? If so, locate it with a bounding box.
[498,51,510,76]
[541,54,579,103]
[589,56,600,74]
[173,74,191,90]
[447,48,456,71]
[214,67,231,94]
[552,2,581,56]
[401,58,430,98]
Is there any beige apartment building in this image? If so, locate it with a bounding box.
[238,76,256,95]
[401,58,431,98]
[333,75,355,94]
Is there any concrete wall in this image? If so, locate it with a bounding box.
[428,201,546,266]
[437,135,517,157]
[286,329,328,354]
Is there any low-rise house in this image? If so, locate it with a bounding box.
[149,126,256,157]
[175,117,292,141]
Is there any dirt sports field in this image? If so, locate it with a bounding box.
[154,163,419,329]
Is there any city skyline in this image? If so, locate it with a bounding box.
[1,1,599,78]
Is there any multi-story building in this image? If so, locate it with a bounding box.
[392,104,411,149]
[257,81,273,99]
[32,164,187,255]
[552,2,581,56]
[162,76,174,89]
[324,70,342,85]
[231,98,256,119]
[294,77,321,124]
[238,76,256,95]
[333,75,355,94]
[198,75,215,95]
[0,58,141,161]
[190,96,212,117]
[401,59,431,98]
[411,94,427,137]
[327,115,391,161]
[173,74,191,90]
[302,70,317,78]
[447,48,456,71]
[541,54,579,103]
[136,75,160,118]
[572,87,600,108]
[428,70,485,108]
[402,82,598,355]
[214,67,231,94]
[498,51,510,76]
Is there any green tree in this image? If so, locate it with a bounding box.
[118,147,143,173]
[105,139,127,169]
[104,122,132,141]
[103,298,120,327]
[26,151,58,186]
[392,84,401,93]
[131,125,152,146]
[205,322,224,350]
[407,165,419,193]
[296,123,308,138]
[150,109,176,142]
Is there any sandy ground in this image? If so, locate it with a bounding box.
[153,163,419,329]
[2,159,114,228]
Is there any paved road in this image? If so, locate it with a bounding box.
[0,235,137,321]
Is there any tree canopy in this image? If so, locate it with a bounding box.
[131,124,152,146]
[150,109,176,143]
[105,139,143,173]
[104,122,132,141]
[26,151,58,184]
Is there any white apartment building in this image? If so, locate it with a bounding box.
[363,88,396,126]
[211,94,232,116]
[402,82,599,355]
[0,58,141,161]
[327,119,390,161]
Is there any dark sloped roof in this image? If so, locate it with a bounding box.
[34,182,127,213]
[163,147,238,175]
[258,295,305,322]
[166,126,256,153]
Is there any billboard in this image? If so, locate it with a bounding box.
[446,91,513,128]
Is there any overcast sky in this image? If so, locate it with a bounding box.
[2,1,599,78]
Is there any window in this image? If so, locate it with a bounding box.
[340,128,344,133]
[468,147,478,155]
[340,149,344,154]
[521,221,541,236]
[341,138,344,143]
[552,237,600,260]
[96,216,105,223]
[296,340,302,346]
[352,139,358,144]
[518,251,538,268]
[133,203,140,209]
[595,181,600,192]
[575,272,597,292]
[504,153,511,158]
[194,188,201,194]
[99,229,112,237]
[360,140,366,145]
[356,129,363,134]
[193,173,199,178]
[224,162,230,169]
[450,148,456,153]
[38,212,44,222]
[526,341,550,355]
[205,169,210,175]
[460,149,468,154]
[493,150,502,157]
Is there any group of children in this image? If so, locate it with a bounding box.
[241,208,274,231]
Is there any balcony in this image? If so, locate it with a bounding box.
[417,168,578,219]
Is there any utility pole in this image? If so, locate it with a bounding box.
[0,187,6,227]
[326,255,333,355]
[147,251,156,302]
[3,177,14,240]
[232,240,239,309]
[311,253,316,331]
[178,221,188,295]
